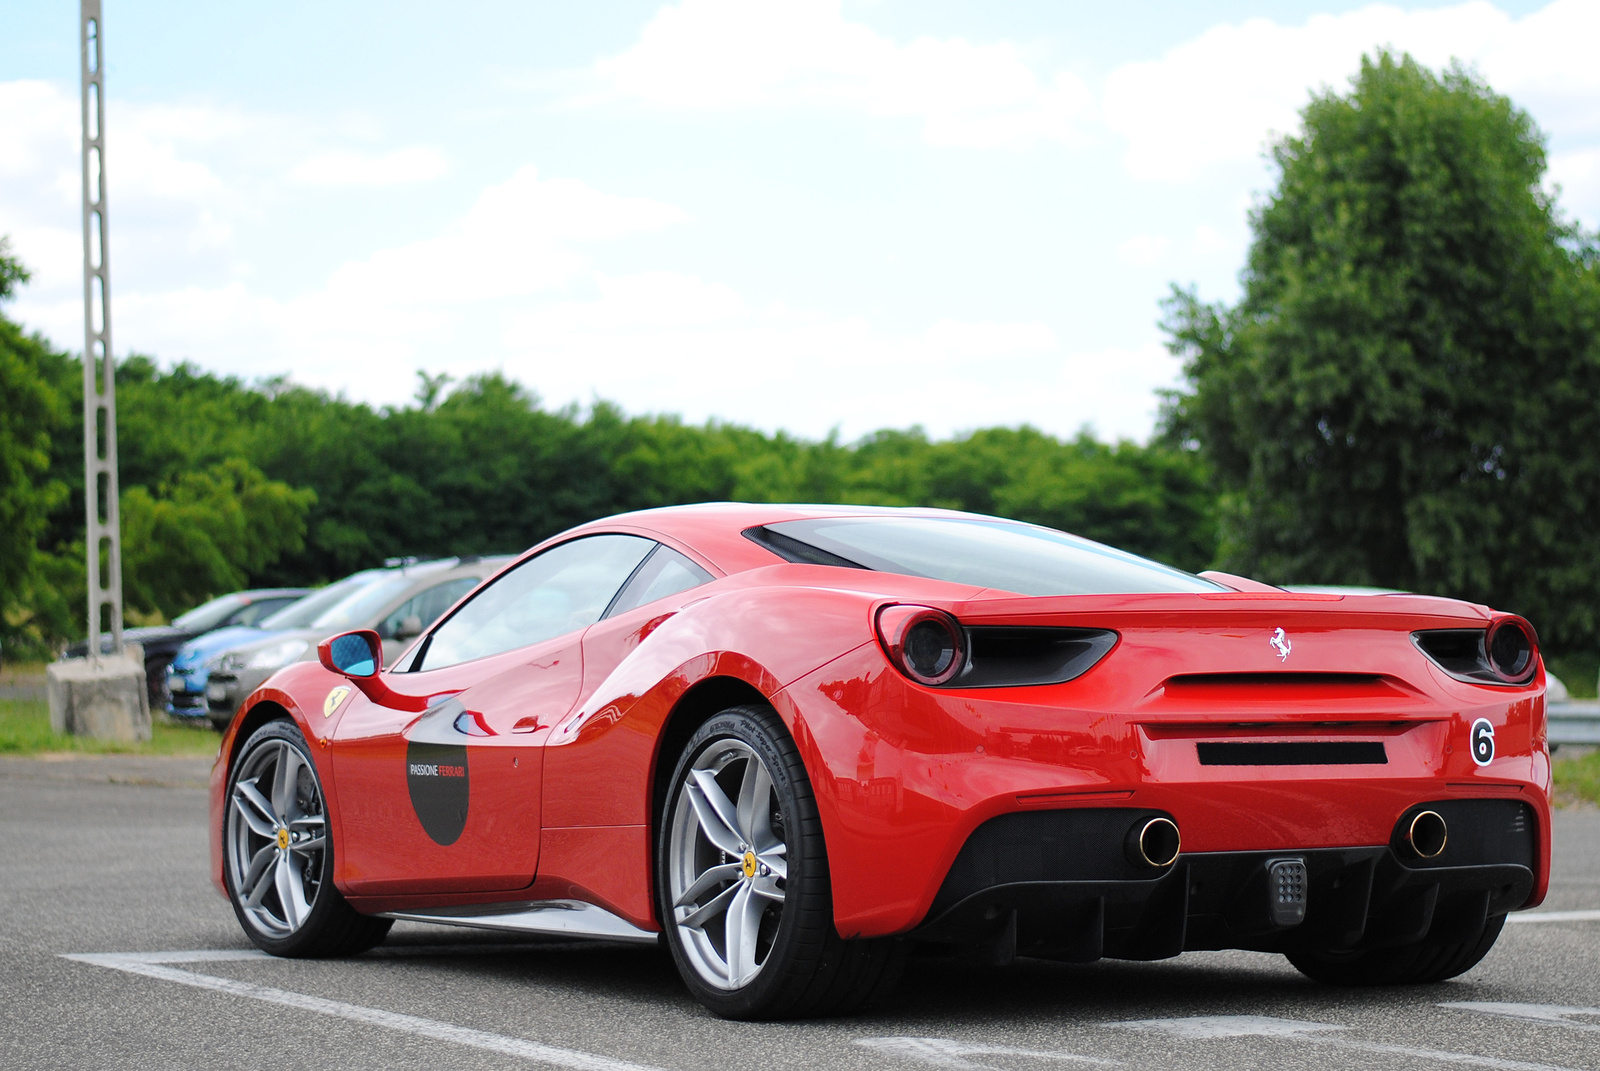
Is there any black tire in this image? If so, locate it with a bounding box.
[656,704,904,1019]
[223,719,391,957]
[1286,913,1505,985]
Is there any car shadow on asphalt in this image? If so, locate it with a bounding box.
[355,929,1362,1025]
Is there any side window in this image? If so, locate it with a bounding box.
[417,535,655,670]
[380,578,480,639]
[605,546,713,618]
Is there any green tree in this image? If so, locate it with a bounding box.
[0,242,71,656]
[120,459,316,620]
[1162,52,1600,647]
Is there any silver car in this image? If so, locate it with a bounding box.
[203,556,509,728]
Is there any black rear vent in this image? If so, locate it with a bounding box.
[1412,628,1518,685]
[955,627,1118,688]
[1197,741,1388,766]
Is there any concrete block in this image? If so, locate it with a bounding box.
[47,643,150,741]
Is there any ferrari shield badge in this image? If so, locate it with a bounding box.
[1269,627,1292,661]
[323,685,352,718]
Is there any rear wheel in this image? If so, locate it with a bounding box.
[657,705,903,1019]
[1286,914,1505,985]
[224,719,391,957]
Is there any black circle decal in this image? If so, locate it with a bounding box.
[1470,718,1495,767]
[406,740,470,845]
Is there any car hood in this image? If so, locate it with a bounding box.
[218,628,324,663]
[65,624,193,658]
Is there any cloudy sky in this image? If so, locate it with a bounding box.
[2,0,1596,441]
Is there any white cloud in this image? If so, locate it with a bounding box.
[592,0,1090,148]
[288,146,449,186]
[1102,0,1600,186]
[0,80,252,348]
[312,165,687,310]
[81,167,694,385]
[1547,148,1600,223]
[487,268,1175,441]
[1116,234,1170,266]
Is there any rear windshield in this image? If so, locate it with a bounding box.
[310,573,425,631]
[172,593,248,631]
[259,571,385,630]
[758,516,1222,596]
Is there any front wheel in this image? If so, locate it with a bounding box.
[657,705,902,1019]
[1286,913,1506,985]
[224,719,391,957]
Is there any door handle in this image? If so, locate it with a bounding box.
[512,716,541,733]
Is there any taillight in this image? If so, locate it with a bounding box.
[1413,615,1540,687]
[1485,615,1538,684]
[876,605,965,686]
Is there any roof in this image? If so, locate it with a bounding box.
[551,502,1000,575]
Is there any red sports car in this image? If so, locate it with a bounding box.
[210,504,1551,1019]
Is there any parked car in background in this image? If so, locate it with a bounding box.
[202,556,508,730]
[61,588,310,707]
[165,571,387,721]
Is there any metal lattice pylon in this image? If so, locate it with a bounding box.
[80,0,123,659]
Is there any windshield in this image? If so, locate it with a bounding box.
[761,516,1223,596]
[310,573,424,631]
[259,571,385,630]
[172,593,248,631]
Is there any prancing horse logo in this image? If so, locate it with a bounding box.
[1269,627,1292,661]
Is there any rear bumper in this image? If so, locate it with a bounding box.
[914,801,1535,961]
[778,641,1552,938]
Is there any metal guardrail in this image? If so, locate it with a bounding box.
[1549,700,1600,747]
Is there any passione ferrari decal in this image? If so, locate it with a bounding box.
[406,740,470,845]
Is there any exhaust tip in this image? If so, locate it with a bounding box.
[1128,816,1181,869]
[1405,810,1448,859]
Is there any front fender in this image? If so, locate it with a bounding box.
[208,661,354,899]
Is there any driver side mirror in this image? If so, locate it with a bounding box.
[318,630,382,678]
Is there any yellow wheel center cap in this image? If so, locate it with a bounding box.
[276,828,290,850]
[741,851,757,879]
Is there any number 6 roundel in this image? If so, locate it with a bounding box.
[1470,718,1495,766]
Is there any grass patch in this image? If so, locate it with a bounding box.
[1547,652,1598,699]
[0,696,220,758]
[1553,746,1600,808]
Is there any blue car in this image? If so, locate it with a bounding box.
[165,571,384,720]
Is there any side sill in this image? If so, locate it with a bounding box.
[378,899,660,945]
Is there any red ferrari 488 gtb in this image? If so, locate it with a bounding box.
[210,504,1551,1019]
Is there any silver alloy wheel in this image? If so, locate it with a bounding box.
[226,737,328,938]
[666,738,788,990]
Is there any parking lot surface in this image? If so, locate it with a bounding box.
[4,753,1599,1071]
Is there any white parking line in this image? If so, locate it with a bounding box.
[1106,1014,1582,1071]
[855,1037,1117,1069]
[1507,910,1600,924]
[1443,1003,1600,1034]
[62,951,668,1071]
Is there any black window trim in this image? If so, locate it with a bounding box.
[601,542,717,620]
[742,525,868,570]
[601,543,664,620]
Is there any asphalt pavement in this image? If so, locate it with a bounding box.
[3,753,1599,1071]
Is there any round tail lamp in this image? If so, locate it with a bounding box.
[876,605,965,686]
[1484,616,1538,684]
